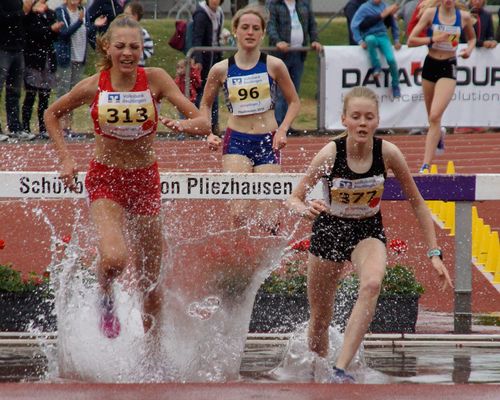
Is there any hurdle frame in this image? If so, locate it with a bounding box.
[3,171,500,334]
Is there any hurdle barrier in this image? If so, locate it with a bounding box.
[2,171,500,334]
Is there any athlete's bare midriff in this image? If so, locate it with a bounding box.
[227,109,278,134]
[93,134,157,169]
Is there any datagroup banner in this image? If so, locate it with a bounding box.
[324,45,500,130]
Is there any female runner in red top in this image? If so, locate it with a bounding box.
[45,15,211,339]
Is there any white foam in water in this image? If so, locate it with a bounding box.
[28,200,389,384]
[35,199,297,383]
[271,322,391,384]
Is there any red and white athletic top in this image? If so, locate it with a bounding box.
[90,67,159,140]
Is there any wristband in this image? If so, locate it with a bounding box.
[429,37,434,46]
[427,248,443,260]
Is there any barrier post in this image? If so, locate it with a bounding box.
[454,201,473,334]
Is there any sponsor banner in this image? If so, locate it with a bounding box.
[324,46,500,129]
[0,171,319,200]
[0,171,491,201]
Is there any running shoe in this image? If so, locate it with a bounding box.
[419,163,430,174]
[0,133,9,142]
[99,293,121,339]
[331,367,355,384]
[436,127,446,155]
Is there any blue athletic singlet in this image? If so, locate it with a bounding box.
[223,53,277,116]
[427,7,462,52]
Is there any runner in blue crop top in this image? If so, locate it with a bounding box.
[407,0,475,173]
[200,5,300,232]
[223,52,278,116]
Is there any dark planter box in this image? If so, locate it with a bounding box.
[249,291,309,333]
[0,290,56,332]
[333,292,420,334]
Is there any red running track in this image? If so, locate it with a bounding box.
[1,134,500,398]
[2,382,500,400]
[1,133,500,313]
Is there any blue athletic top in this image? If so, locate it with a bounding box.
[427,7,462,52]
[223,53,277,116]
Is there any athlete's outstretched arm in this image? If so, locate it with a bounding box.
[149,67,211,136]
[44,75,99,190]
[384,140,453,290]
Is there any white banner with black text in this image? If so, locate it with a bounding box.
[324,45,500,129]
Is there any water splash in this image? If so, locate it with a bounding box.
[2,197,384,383]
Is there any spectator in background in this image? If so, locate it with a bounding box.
[22,0,64,139]
[174,59,202,106]
[192,0,224,135]
[401,0,420,36]
[345,0,400,45]
[267,0,322,134]
[406,0,440,38]
[345,0,368,45]
[0,0,34,142]
[351,0,402,98]
[454,0,496,134]
[54,0,88,137]
[497,6,500,42]
[124,1,154,66]
[86,0,124,49]
[463,0,496,47]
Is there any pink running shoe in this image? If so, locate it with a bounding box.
[99,294,121,339]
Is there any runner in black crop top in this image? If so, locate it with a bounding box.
[287,86,452,382]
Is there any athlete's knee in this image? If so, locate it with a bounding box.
[428,111,442,126]
[100,248,127,278]
[359,278,382,299]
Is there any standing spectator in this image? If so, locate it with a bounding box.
[406,0,440,38]
[192,0,224,135]
[462,0,496,47]
[124,1,154,66]
[267,0,322,132]
[401,0,420,35]
[344,0,368,45]
[0,0,35,142]
[54,0,88,137]
[454,0,496,134]
[351,0,402,98]
[497,6,500,42]
[22,0,64,139]
[174,59,202,105]
[86,0,124,49]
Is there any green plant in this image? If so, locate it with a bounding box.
[0,263,50,293]
[338,264,425,297]
[260,260,307,296]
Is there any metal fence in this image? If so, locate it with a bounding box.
[184,46,326,131]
